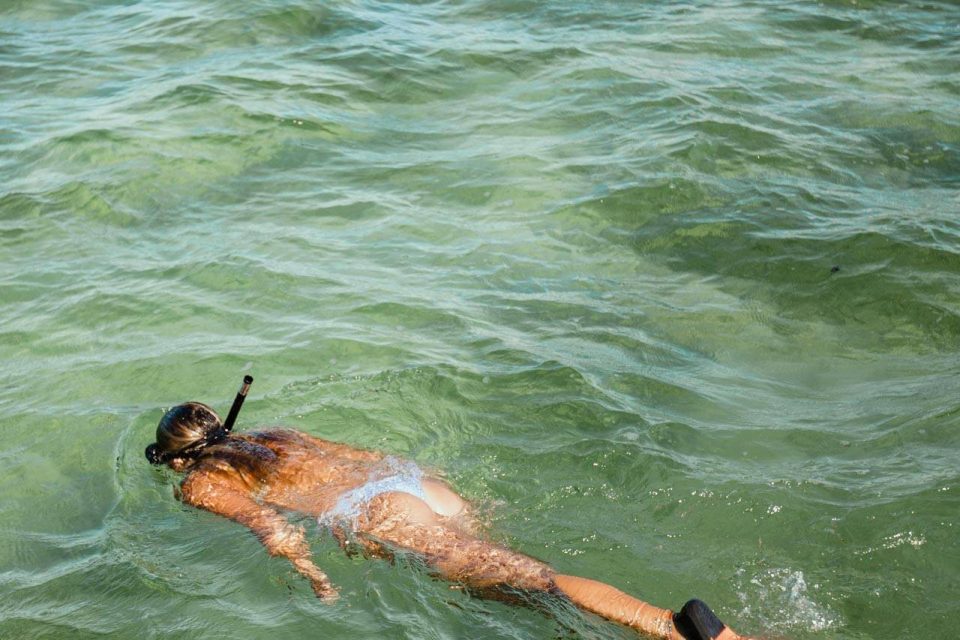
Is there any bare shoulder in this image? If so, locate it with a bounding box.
[241,428,333,455]
[244,427,302,442]
[304,432,383,461]
[252,427,383,461]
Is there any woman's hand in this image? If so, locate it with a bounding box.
[311,575,340,603]
[293,556,339,603]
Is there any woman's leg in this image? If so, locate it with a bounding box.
[357,491,554,591]
[552,574,683,639]
[355,492,698,639]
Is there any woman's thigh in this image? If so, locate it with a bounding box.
[358,492,555,591]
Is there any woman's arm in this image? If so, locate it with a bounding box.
[180,468,338,601]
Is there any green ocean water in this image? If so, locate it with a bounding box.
[1,0,959,638]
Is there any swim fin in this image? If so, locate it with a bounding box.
[672,599,727,640]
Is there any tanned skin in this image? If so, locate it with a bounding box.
[168,428,755,640]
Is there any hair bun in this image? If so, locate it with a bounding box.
[145,443,164,465]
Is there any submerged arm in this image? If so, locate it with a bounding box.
[180,468,337,601]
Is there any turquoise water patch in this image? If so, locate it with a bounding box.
[2,1,958,639]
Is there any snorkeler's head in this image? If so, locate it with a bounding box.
[145,402,226,466]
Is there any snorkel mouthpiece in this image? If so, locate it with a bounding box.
[223,375,253,433]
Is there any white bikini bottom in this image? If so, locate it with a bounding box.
[318,456,426,529]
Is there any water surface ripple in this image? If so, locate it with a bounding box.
[1,1,958,639]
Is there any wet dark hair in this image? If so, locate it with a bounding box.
[144,402,227,465]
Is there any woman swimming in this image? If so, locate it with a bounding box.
[145,398,757,640]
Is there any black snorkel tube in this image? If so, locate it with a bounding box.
[223,374,253,433]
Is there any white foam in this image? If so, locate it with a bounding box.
[736,567,839,633]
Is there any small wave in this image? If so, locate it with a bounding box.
[736,567,839,633]
[853,530,927,556]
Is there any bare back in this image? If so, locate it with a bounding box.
[182,428,386,515]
